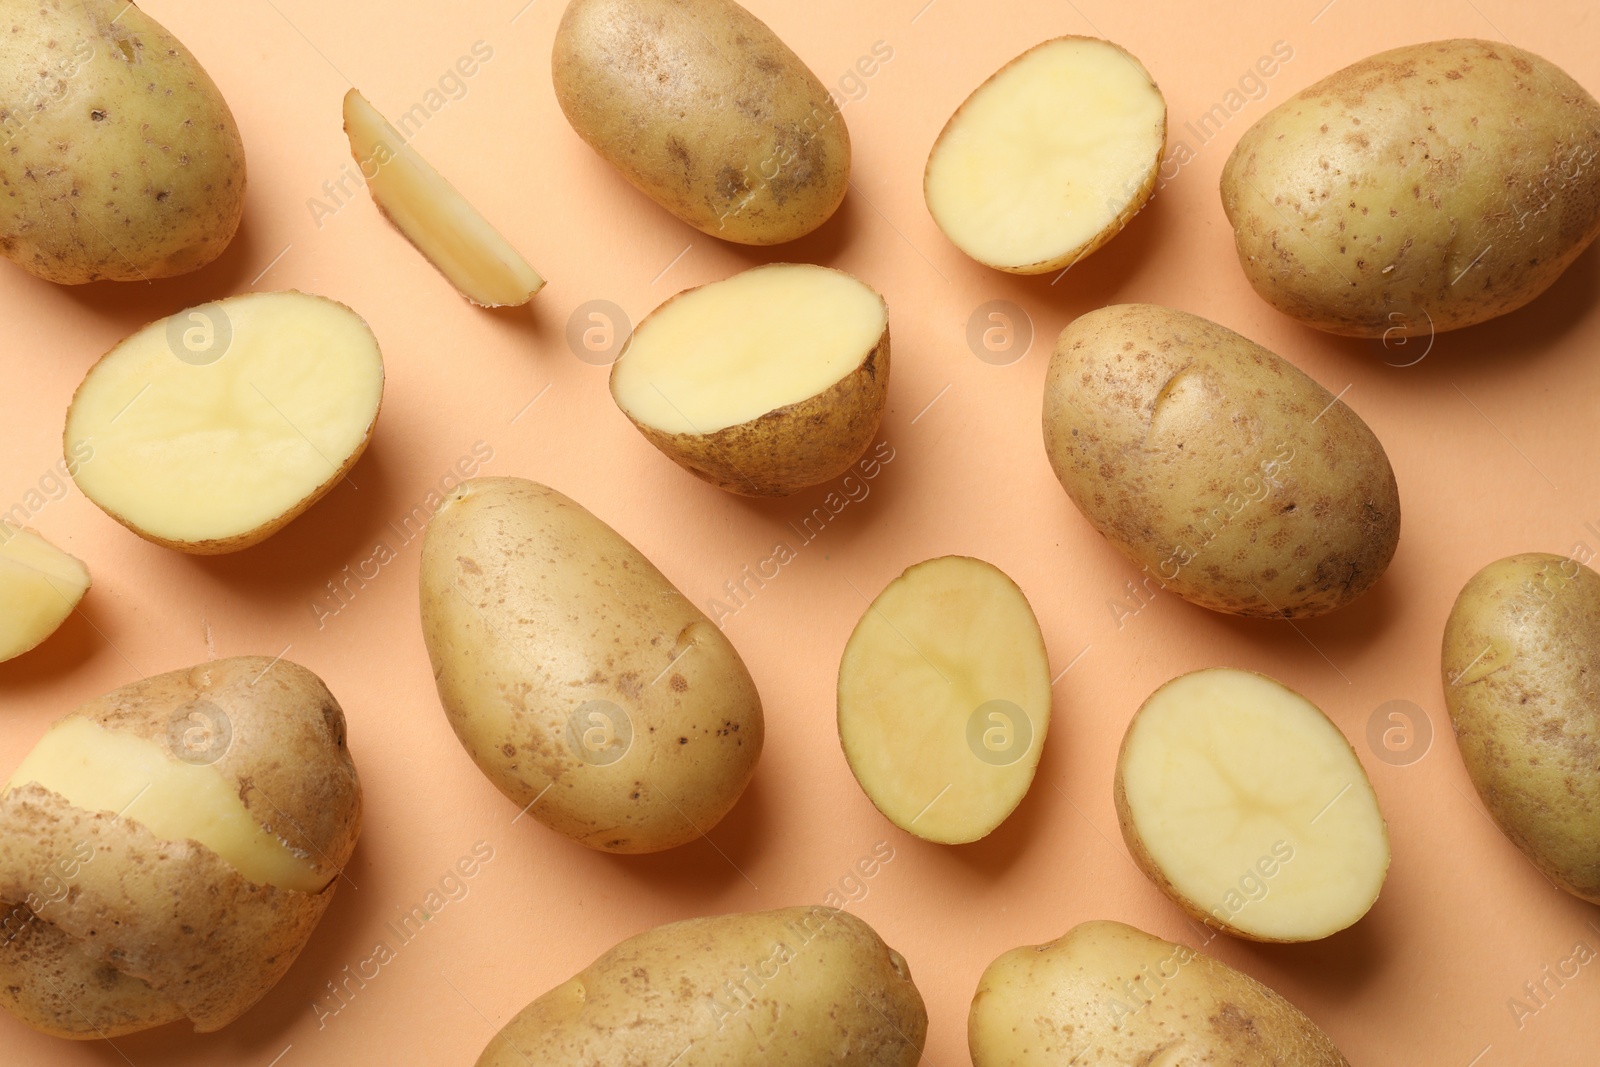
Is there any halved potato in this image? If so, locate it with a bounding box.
[1115,668,1389,942]
[837,556,1051,844]
[65,292,384,554]
[924,36,1166,274]
[609,263,889,497]
[343,90,545,307]
[0,526,89,663]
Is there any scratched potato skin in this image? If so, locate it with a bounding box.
[1042,304,1400,618]
[419,477,763,854]
[551,0,850,244]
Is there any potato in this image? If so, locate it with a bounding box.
[925,37,1166,274]
[343,90,545,307]
[1442,553,1600,903]
[1221,39,1600,337]
[420,477,763,853]
[837,556,1051,844]
[552,0,850,244]
[610,263,889,497]
[64,291,384,554]
[969,919,1350,1066]
[0,525,89,663]
[1043,303,1400,618]
[0,656,361,1037]
[1115,668,1389,942]
[0,0,246,283]
[477,906,925,1066]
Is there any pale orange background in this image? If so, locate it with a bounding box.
[3,0,1599,1063]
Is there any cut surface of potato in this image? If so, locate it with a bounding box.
[925,37,1166,273]
[65,292,384,554]
[1116,668,1388,941]
[7,717,326,893]
[838,556,1051,844]
[343,90,545,307]
[0,526,89,663]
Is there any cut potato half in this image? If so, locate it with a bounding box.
[65,292,384,554]
[838,556,1051,844]
[0,526,89,663]
[344,90,545,307]
[1115,668,1389,942]
[610,263,890,497]
[925,36,1166,274]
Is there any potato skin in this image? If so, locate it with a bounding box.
[420,477,763,853]
[1442,553,1600,903]
[969,920,1349,1066]
[1042,303,1400,618]
[552,0,850,244]
[0,657,361,1036]
[0,0,246,283]
[476,907,926,1067]
[1221,39,1600,337]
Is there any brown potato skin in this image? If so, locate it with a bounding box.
[552,0,850,245]
[1042,303,1400,618]
[0,657,362,1036]
[1442,553,1600,903]
[0,0,246,283]
[1221,39,1600,337]
[476,907,926,1067]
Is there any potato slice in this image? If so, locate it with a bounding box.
[0,526,89,663]
[1115,669,1389,941]
[65,292,384,554]
[343,90,545,307]
[837,556,1051,844]
[924,36,1166,274]
[610,263,889,497]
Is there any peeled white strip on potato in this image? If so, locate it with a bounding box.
[344,90,545,307]
[1116,668,1389,941]
[0,526,89,663]
[838,556,1051,844]
[924,36,1166,274]
[65,291,384,554]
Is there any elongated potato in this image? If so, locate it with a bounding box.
[478,907,925,1067]
[970,920,1350,1066]
[552,0,850,244]
[925,37,1166,273]
[0,657,361,1037]
[0,526,89,663]
[1043,303,1400,618]
[1222,39,1600,337]
[1442,553,1600,903]
[420,477,763,853]
[838,556,1051,844]
[610,263,889,497]
[1115,669,1390,942]
[64,291,384,554]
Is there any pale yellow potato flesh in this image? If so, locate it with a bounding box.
[613,263,887,434]
[0,526,89,663]
[1118,669,1388,941]
[343,90,545,307]
[838,556,1051,844]
[65,292,384,553]
[6,717,325,893]
[925,37,1165,273]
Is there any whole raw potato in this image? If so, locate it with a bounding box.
[552,0,850,244]
[969,920,1349,1066]
[1222,39,1600,337]
[0,0,247,283]
[477,907,926,1067]
[420,477,763,853]
[1043,303,1400,618]
[1442,553,1600,903]
[0,657,361,1037]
